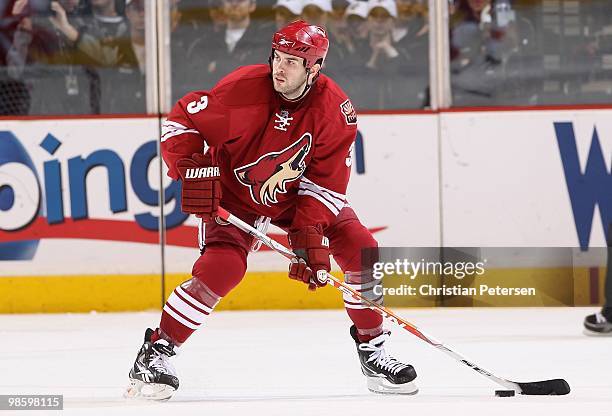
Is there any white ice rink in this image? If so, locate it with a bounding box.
[2,307,611,415]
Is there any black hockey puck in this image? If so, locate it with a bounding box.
[495,390,516,397]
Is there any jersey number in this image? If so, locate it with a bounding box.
[187,96,208,114]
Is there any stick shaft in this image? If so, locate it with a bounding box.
[216,207,518,391]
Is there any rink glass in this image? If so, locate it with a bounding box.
[450,0,612,107]
[168,0,430,110]
[0,0,148,116]
[2,1,611,115]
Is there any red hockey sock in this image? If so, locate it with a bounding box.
[347,309,383,342]
[326,208,383,343]
[158,243,248,345]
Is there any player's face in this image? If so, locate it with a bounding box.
[272,50,310,98]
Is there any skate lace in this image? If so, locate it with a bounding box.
[148,343,176,375]
[359,334,409,375]
[149,354,171,374]
[595,312,607,324]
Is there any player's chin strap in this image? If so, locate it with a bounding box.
[280,68,319,102]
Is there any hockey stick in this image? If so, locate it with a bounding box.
[217,207,570,396]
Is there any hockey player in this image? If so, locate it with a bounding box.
[126,20,417,400]
[583,222,612,335]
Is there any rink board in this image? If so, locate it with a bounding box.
[0,110,609,312]
[440,109,610,249]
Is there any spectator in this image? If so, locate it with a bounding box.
[448,0,456,16]
[300,0,330,28]
[328,0,367,91]
[76,0,132,112]
[273,0,301,29]
[0,0,30,114]
[393,0,429,106]
[0,0,15,56]
[300,0,346,78]
[450,0,536,105]
[364,0,399,70]
[196,0,272,87]
[17,0,145,113]
[328,0,349,40]
[341,0,425,109]
[450,0,502,104]
[583,223,612,335]
[106,0,145,113]
[574,4,612,103]
[393,0,428,47]
[208,0,226,31]
[171,0,215,99]
[342,0,368,55]
[5,0,94,114]
[123,0,144,73]
[76,0,129,67]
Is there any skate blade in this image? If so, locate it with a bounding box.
[583,327,612,337]
[124,379,176,401]
[366,377,418,395]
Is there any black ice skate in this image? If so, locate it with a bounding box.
[584,308,612,336]
[350,325,418,395]
[125,328,179,401]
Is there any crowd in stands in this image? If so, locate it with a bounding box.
[0,0,146,114]
[170,0,430,108]
[0,0,610,115]
[449,0,612,106]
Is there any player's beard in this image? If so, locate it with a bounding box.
[273,73,309,99]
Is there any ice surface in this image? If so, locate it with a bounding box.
[1,307,610,415]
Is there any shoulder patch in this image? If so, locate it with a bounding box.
[340,99,357,125]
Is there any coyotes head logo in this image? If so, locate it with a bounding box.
[234,133,312,206]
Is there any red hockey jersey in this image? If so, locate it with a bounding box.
[160,64,358,231]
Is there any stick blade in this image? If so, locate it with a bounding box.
[517,379,570,395]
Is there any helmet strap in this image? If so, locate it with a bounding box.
[279,67,316,102]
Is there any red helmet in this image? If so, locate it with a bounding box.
[272,20,329,68]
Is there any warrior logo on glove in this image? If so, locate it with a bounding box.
[184,167,220,179]
[234,133,312,206]
[177,153,222,223]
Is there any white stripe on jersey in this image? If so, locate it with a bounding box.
[301,176,346,201]
[161,119,200,143]
[297,189,341,215]
[297,176,346,215]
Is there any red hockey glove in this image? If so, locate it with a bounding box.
[176,153,221,222]
[288,226,330,291]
